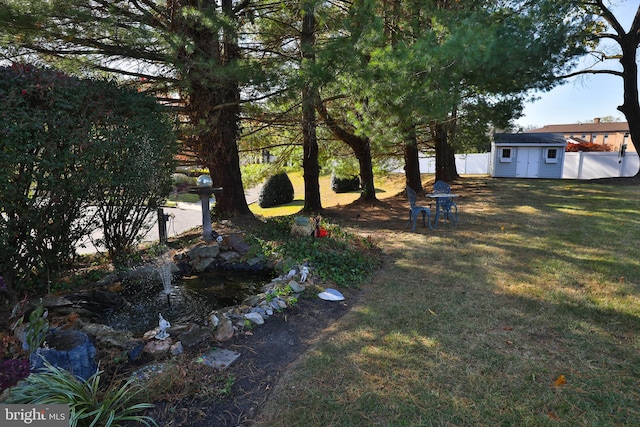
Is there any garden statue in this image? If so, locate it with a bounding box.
[300,266,309,283]
[155,313,171,340]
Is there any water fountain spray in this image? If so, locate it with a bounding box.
[158,261,173,306]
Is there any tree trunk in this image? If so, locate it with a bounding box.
[178,0,251,217]
[316,102,378,203]
[616,34,640,176]
[301,3,322,212]
[404,126,422,192]
[433,121,459,182]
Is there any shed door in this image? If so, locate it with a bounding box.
[515,147,540,178]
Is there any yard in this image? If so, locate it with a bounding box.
[253,176,640,426]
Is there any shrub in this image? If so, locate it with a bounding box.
[3,361,157,427]
[331,174,360,193]
[565,142,613,152]
[0,359,30,392]
[0,63,177,288]
[258,172,294,208]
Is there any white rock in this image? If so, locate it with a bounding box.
[288,280,306,293]
[209,314,219,328]
[244,312,265,325]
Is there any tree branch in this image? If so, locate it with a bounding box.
[560,68,623,79]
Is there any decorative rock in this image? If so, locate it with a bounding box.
[196,348,240,370]
[209,314,219,328]
[244,312,265,325]
[191,257,215,273]
[247,257,263,267]
[77,322,134,349]
[143,327,161,341]
[128,343,145,361]
[318,288,345,301]
[177,325,211,348]
[188,243,221,272]
[288,280,305,293]
[38,295,73,309]
[228,234,251,255]
[187,242,221,260]
[30,330,97,381]
[214,318,235,342]
[270,297,288,310]
[170,341,184,356]
[242,294,262,307]
[219,251,240,262]
[143,338,172,356]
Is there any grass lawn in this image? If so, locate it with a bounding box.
[249,172,408,217]
[256,177,640,426]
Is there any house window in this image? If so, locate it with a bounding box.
[591,133,597,142]
[545,148,558,164]
[500,147,512,162]
[603,133,609,143]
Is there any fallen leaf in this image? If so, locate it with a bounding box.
[503,326,513,331]
[505,340,513,345]
[553,374,567,387]
[547,411,560,420]
[428,309,437,316]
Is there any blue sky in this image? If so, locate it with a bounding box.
[516,1,638,129]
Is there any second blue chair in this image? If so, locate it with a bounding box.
[406,186,433,231]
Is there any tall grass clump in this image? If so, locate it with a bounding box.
[3,362,157,427]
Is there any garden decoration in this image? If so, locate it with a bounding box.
[300,266,309,283]
[155,313,171,340]
[189,174,222,243]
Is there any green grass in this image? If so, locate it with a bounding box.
[255,177,640,426]
[249,172,407,217]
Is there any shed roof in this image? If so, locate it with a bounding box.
[494,132,567,146]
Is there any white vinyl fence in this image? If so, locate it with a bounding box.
[416,152,639,179]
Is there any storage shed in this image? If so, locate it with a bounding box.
[490,133,567,178]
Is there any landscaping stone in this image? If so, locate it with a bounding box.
[30,330,97,381]
[178,325,211,348]
[228,234,251,254]
[219,251,240,262]
[288,280,305,293]
[195,348,241,370]
[170,341,184,356]
[144,338,172,356]
[244,312,265,325]
[214,318,235,342]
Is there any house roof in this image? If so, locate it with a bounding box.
[529,121,629,134]
[494,132,567,146]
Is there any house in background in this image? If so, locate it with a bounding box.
[529,118,633,154]
[490,133,567,178]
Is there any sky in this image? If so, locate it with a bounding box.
[515,1,638,129]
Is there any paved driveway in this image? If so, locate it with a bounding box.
[77,185,260,255]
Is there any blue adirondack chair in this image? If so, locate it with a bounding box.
[406,186,433,231]
[432,181,458,227]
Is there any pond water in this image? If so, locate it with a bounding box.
[104,270,274,334]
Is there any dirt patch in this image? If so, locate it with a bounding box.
[143,294,354,426]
